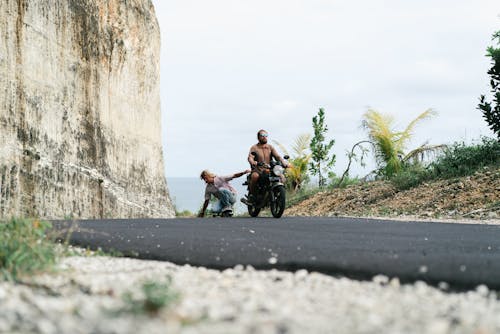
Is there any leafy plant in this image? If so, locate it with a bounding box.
[390,137,500,190]
[478,30,500,139]
[121,278,179,316]
[429,137,500,179]
[0,218,57,281]
[274,133,312,191]
[362,108,440,177]
[390,163,431,190]
[309,108,336,187]
[176,209,195,217]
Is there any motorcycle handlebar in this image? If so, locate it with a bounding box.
[254,161,289,169]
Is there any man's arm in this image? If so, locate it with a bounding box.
[248,145,258,167]
[232,170,251,179]
[221,170,251,182]
[198,199,209,217]
[199,186,211,217]
[270,145,289,167]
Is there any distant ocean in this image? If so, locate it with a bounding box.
[166,177,248,214]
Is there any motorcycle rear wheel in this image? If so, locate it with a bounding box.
[248,205,261,217]
[270,186,286,218]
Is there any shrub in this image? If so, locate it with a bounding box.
[391,163,431,190]
[0,218,57,281]
[429,137,500,179]
[389,137,500,190]
[329,174,362,189]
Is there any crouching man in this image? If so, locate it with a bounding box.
[198,169,250,217]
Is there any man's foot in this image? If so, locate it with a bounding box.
[221,208,233,217]
[240,195,254,206]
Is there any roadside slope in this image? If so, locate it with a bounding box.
[287,167,500,220]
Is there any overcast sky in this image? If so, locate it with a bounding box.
[151,0,499,179]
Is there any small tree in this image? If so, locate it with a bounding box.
[478,30,500,139]
[335,140,372,187]
[362,108,441,177]
[309,108,336,187]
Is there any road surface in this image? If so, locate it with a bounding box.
[53,216,500,290]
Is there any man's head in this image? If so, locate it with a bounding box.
[257,129,268,144]
[200,170,215,184]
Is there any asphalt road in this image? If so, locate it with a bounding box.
[53,217,500,290]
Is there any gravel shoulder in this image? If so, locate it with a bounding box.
[2,255,500,334]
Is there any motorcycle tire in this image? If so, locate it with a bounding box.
[270,186,286,218]
[248,205,261,217]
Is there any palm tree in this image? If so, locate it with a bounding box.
[362,108,443,177]
[273,134,312,191]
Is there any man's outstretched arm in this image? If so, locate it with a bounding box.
[232,170,251,178]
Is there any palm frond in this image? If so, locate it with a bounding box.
[404,144,447,164]
[291,134,311,157]
[362,109,400,169]
[402,109,437,140]
[272,140,289,156]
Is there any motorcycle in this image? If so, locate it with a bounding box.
[241,153,289,218]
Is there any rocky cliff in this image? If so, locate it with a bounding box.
[0,0,175,218]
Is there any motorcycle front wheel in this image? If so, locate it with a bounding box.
[270,186,286,218]
[248,205,261,217]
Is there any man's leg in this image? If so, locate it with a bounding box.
[218,189,234,211]
[249,172,260,197]
[212,199,222,213]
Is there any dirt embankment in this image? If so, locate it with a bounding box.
[286,167,500,221]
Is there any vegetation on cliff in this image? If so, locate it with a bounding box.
[286,138,500,219]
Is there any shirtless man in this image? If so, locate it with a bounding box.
[244,129,289,204]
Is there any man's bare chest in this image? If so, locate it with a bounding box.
[255,146,272,162]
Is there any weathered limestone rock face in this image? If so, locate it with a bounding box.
[0,0,175,218]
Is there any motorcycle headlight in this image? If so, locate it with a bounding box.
[273,165,284,177]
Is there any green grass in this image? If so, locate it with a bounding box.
[120,278,179,316]
[0,218,58,281]
[175,210,195,217]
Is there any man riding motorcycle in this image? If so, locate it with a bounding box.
[242,129,289,205]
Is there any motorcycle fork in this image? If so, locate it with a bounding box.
[269,189,275,203]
